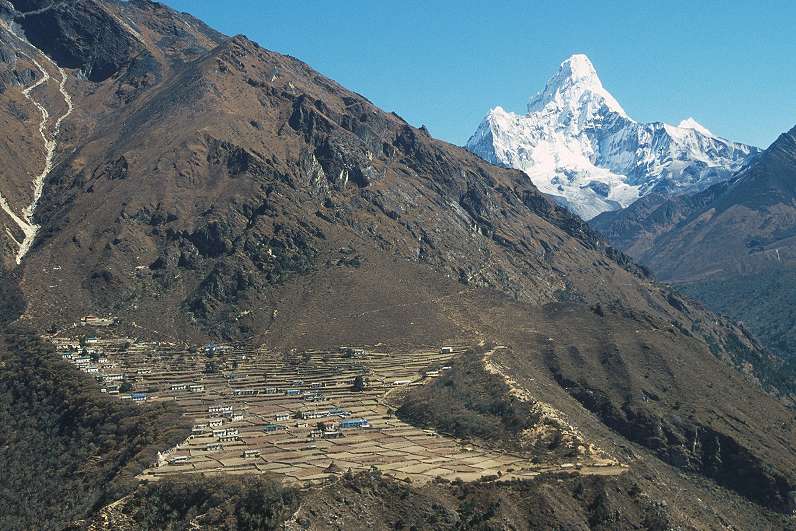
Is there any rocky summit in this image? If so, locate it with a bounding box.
[0,2,794,530]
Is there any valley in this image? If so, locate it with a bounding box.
[591,126,796,396]
[0,0,792,529]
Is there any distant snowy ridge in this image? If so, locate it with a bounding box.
[466,54,759,220]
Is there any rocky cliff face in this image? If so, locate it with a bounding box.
[466,54,759,220]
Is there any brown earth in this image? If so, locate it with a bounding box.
[0,0,792,528]
[590,125,796,388]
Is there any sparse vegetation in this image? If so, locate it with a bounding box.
[398,349,531,446]
[679,274,796,396]
[117,475,299,530]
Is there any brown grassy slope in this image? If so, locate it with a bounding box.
[284,460,795,530]
[20,31,616,334]
[7,28,762,366]
[397,340,796,525]
[84,470,705,531]
[250,259,796,513]
[488,305,796,511]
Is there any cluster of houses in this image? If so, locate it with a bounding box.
[213,427,240,443]
[260,406,365,437]
[170,383,207,393]
[132,392,147,402]
[168,405,371,466]
[299,407,351,420]
[339,346,367,358]
[57,338,184,402]
[213,386,331,401]
[263,423,289,433]
[340,418,370,429]
[60,347,132,395]
[56,337,464,472]
[185,404,249,455]
[80,315,117,327]
[306,417,370,439]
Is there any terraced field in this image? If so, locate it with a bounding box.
[50,335,624,486]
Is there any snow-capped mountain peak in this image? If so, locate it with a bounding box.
[466,55,760,220]
[677,117,714,137]
[528,54,629,120]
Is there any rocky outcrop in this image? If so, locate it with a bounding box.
[12,0,139,81]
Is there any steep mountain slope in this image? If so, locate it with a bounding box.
[678,269,796,373]
[0,8,680,343]
[593,126,796,376]
[0,0,223,269]
[0,1,792,527]
[589,184,731,259]
[466,54,759,220]
[0,327,190,531]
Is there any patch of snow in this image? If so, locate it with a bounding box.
[527,54,629,120]
[677,117,714,137]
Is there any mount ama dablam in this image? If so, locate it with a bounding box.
[466,54,759,220]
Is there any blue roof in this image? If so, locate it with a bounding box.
[341,418,368,427]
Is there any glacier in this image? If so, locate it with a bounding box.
[466,54,759,220]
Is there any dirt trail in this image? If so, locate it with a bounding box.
[482,346,621,467]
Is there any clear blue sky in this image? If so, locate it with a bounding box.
[163,0,795,149]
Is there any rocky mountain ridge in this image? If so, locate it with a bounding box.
[593,125,796,282]
[591,125,796,384]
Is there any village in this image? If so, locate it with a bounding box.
[49,316,624,486]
